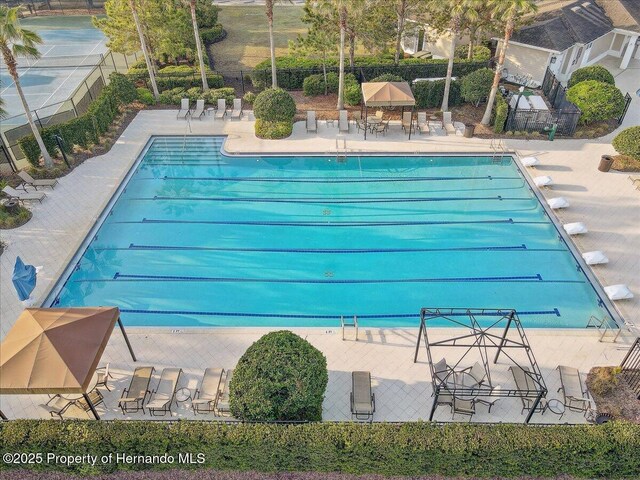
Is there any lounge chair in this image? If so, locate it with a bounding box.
[533,175,553,187]
[582,251,609,265]
[306,110,318,133]
[215,99,227,119]
[40,395,74,419]
[76,389,105,413]
[452,398,475,420]
[401,111,413,133]
[443,111,456,135]
[192,368,224,415]
[556,365,591,412]
[118,366,154,414]
[191,99,205,120]
[230,98,243,119]
[521,156,539,167]
[146,367,182,416]
[509,365,545,414]
[177,98,190,120]
[17,171,58,190]
[2,186,46,204]
[417,112,428,134]
[350,371,375,422]
[95,363,113,391]
[604,284,633,300]
[338,110,350,133]
[215,369,233,416]
[547,197,569,209]
[563,222,587,235]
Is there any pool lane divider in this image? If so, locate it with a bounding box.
[150,175,523,183]
[130,195,529,204]
[112,218,527,227]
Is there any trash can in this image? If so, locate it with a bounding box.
[598,155,614,172]
[464,124,475,138]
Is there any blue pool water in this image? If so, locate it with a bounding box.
[50,136,609,328]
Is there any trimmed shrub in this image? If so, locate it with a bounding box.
[127,65,224,91]
[203,87,236,105]
[343,73,360,106]
[242,91,256,105]
[158,87,186,105]
[612,126,640,159]
[566,80,626,124]
[107,72,138,104]
[230,331,328,421]
[369,73,404,82]
[493,94,508,133]
[303,72,339,96]
[460,68,494,106]
[455,44,491,62]
[136,87,155,105]
[254,119,293,139]
[253,88,296,122]
[186,87,202,102]
[413,79,461,109]
[568,65,615,88]
[201,24,225,44]
[1,421,639,477]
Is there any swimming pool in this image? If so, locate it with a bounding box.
[48,136,611,328]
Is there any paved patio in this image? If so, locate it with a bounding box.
[1,87,638,422]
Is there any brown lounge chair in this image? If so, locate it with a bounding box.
[350,371,375,422]
[40,395,75,419]
[509,365,545,414]
[192,368,224,415]
[214,369,234,416]
[18,171,58,189]
[118,366,154,414]
[557,365,591,412]
[146,368,182,416]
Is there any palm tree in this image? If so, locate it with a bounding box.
[189,0,208,91]
[441,1,469,112]
[0,82,6,119]
[128,0,159,99]
[481,0,537,125]
[0,6,53,168]
[336,3,348,110]
[265,0,292,89]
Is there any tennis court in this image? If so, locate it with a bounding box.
[0,16,107,126]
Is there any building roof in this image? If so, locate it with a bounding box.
[596,0,640,33]
[511,1,614,52]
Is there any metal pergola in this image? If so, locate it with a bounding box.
[414,307,548,424]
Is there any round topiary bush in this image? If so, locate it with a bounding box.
[253,88,296,122]
[229,331,328,421]
[612,126,640,160]
[370,73,404,82]
[568,65,615,88]
[566,80,626,124]
[460,68,494,106]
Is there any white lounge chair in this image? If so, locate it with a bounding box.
[214,99,227,119]
[443,111,456,135]
[417,112,428,134]
[191,99,205,120]
[230,98,242,119]
[521,156,539,167]
[533,175,553,187]
[18,171,58,190]
[547,197,569,209]
[2,186,46,203]
[604,284,633,300]
[176,98,190,120]
[582,251,609,265]
[339,110,350,133]
[563,222,587,235]
[306,110,317,133]
[146,368,182,416]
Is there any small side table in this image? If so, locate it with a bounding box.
[206,107,214,117]
[326,119,336,128]
[175,387,191,403]
[545,399,565,419]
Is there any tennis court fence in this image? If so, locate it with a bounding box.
[0,50,141,171]
[7,0,105,16]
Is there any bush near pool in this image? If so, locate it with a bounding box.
[566,80,626,124]
[253,89,296,139]
[568,65,615,88]
[1,421,638,477]
[612,126,640,160]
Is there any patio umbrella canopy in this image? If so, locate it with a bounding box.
[0,307,122,394]
[361,81,415,107]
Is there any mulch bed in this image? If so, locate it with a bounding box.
[586,367,640,423]
[612,154,640,172]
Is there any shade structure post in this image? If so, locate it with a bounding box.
[525,390,544,424]
[118,317,137,362]
[493,310,514,364]
[408,106,414,140]
[414,317,425,363]
[364,105,368,140]
[83,393,100,420]
[0,410,7,421]
[428,388,439,421]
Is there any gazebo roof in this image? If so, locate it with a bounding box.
[361,81,415,107]
[0,307,120,394]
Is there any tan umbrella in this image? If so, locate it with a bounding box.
[0,307,136,419]
[360,81,416,139]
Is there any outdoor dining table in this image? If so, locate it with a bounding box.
[445,371,480,400]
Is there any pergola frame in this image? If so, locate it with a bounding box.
[414,307,547,424]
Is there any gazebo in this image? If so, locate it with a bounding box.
[0,307,136,420]
[361,82,416,140]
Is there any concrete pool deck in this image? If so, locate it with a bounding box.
[0,109,638,422]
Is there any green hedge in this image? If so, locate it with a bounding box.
[18,73,127,166]
[460,68,493,106]
[369,73,404,82]
[127,65,224,91]
[612,126,640,159]
[252,55,487,90]
[254,119,293,139]
[157,87,236,106]
[568,65,615,88]
[136,87,155,105]
[201,24,225,44]
[566,80,626,124]
[493,94,508,133]
[1,421,639,477]
[412,79,462,109]
[303,72,339,96]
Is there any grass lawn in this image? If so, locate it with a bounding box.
[213,6,306,72]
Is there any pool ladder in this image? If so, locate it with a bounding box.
[490,138,506,164]
[336,136,347,162]
[586,315,622,343]
[341,315,358,341]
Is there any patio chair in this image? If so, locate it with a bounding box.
[509,365,545,415]
[373,121,388,137]
[118,366,154,415]
[401,111,413,133]
[2,186,46,204]
[556,365,591,412]
[40,395,74,419]
[474,385,503,412]
[191,99,205,120]
[230,98,243,119]
[374,110,383,121]
[192,368,224,415]
[452,398,475,420]
[350,371,375,422]
[433,388,453,411]
[356,118,367,133]
[306,110,318,133]
[95,363,113,391]
[177,98,190,120]
[338,110,350,133]
[76,389,105,414]
[433,358,453,384]
[214,369,234,416]
[215,99,227,119]
[417,112,428,134]
[146,367,182,416]
[17,171,58,190]
[462,361,490,388]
